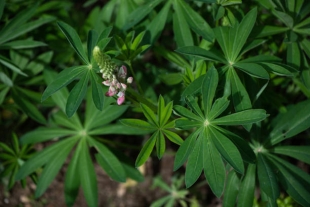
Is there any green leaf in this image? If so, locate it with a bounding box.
[0,0,4,20]
[150,195,171,207]
[0,40,46,49]
[208,96,230,121]
[203,132,226,197]
[173,105,203,121]
[87,30,98,62]
[185,135,203,188]
[209,127,244,174]
[186,96,204,118]
[175,46,226,63]
[173,2,194,47]
[89,124,153,136]
[135,132,157,167]
[141,103,158,127]
[66,71,89,117]
[252,26,288,38]
[272,146,310,165]
[268,99,310,146]
[42,66,88,102]
[154,47,191,69]
[222,170,240,207]
[156,131,165,159]
[267,156,310,207]
[257,153,279,202]
[231,8,257,61]
[122,0,163,31]
[35,137,76,197]
[237,164,256,207]
[272,10,294,28]
[57,21,89,64]
[144,1,171,44]
[90,70,104,111]
[64,145,81,207]
[79,138,98,207]
[212,109,267,125]
[0,55,27,76]
[177,0,214,42]
[174,129,200,171]
[90,139,126,182]
[158,96,173,126]
[16,137,79,180]
[98,26,113,41]
[53,111,83,130]
[175,119,202,130]
[120,119,157,131]
[12,89,46,124]
[0,72,13,87]
[234,62,269,79]
[162,130,183,145]
[20,127,74,145]
[131,31,146,50]
[202,67,219,115]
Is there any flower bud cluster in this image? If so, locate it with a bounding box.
[93,46,133,105]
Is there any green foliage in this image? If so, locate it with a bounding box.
[0,0,309,206]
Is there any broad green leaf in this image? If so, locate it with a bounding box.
[120,119,157,131]
[122,162,144,182]
[208,96,230,121]
[202,67,218,115]
[135,132,157,167]
[209,127,244,174]
[287,42,300,68]
[131,31,145,51]
[185,135,203,188]
[268,99,310,146]
[156,131,166,159]
[87,30,98,62]
[53,111,83,130]
[267,156,310,207]
[144,1,171,44]
[175,119,202,130]
[12,89,46,124]
[174,130,201,171]
[212,109,267,125]
[252,26,288,38]
[20,127,74,144]
[237,164,256,207]
[90,70,104,111]
[0,55,27,76]
[141,103,158,127]
[177,0,214,42]
[260,62,295,76]
[233,62,269,79]
[96,37,112,52]
[257,153,279,202]
[175,46,226,63]
[203,133,226,197]
[173,2,194,47]
[66,72,90,117]
[162,129,183,145]
[213,26,231,60]
[239,39,267,57]
[0,40,46,49]
[173,105,202,121]
[123,0,163,31]
[64,144,81,207]
[35,137,77,197]
[272,10,294,28]
[16,137,79,180]
[272,146,310,165]
[90,139,126,182]
[42,66,87,101]
[79,138,98,207]
[222,170,240,207]
[186,96,204,118]
[89,124,154,135]
[98,26,113,41]
[0,72,12,87]
[231,8,257,61]
[57,21,89,64]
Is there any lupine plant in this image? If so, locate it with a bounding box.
[0,0,309,207]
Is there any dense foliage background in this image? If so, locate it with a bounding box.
[1,0,309,206]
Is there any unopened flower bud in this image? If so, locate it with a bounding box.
[127,77,133,84]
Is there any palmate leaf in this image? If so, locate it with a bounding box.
[272,146,310,164]
[174,105,202,121]
[222,170,240,207]
[185,96,204,118]
[135,132,158,167]
[156,131,166,159]
[141,103,158,126]
[202,67,219,115]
